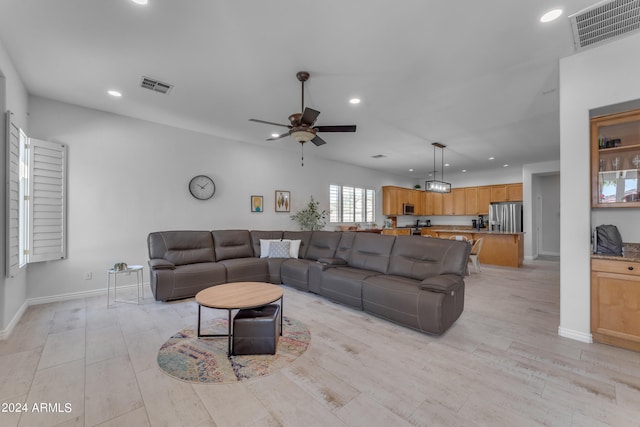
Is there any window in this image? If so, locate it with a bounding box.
[5,111,66,277]
[329,184,375,223]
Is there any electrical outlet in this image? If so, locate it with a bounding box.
[84,272,92,280]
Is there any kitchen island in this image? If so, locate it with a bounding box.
[422,228,524,268]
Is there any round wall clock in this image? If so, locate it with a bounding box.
[188,175,215,200]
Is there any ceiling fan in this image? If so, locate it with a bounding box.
[249,71,357,148]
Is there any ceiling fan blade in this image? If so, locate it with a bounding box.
[300,108,320,126]
[267,131,291,141]
[315,125,357,133]
[311,135,327,146]
[249,118,290,128]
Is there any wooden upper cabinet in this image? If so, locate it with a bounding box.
[432,192,443,215]
[490,183,522,202]
[490,185,507,202]
[442,191,454,215]
[416,190,427,216]
[384,182,520,216]
[382,186,399,215]
[506,183,523,201]
[591,108,640,208]
[477,186,491,215]
[453,188,465,215]
[464,187,478,215]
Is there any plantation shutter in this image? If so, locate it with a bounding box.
[5,112,20,277]
[28,138,66,262]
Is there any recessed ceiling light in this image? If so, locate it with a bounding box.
[108,90,122,97]
[503,164,509,167]
[444,163,450,167]
[540,8,562,23]
[409,168,414,172]
[461,170,467,173]
[131,0,148,5]
[349,98,361,104]
[271,133,279,138]
[488,156,495,160]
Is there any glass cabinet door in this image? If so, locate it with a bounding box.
[591,109,640,207]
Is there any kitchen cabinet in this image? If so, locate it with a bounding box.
[490,183,522,202]
[382,186,424,216]
[442,189,465,215]
[477,186,491,215]
[464,187,478,215]
[490,185,507,202]
[382,186,400,215]
[384,183,520,216]
[591,258,640,352]
[590,108,640,208]
[432,192,443,215]
[506,183,523,201]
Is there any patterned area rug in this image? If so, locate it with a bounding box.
[157,316,310,383]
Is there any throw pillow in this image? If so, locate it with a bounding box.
[260,239,281,258]
[284,239,301,259]
[268,240,291,258]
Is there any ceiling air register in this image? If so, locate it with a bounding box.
[569,0,640,51]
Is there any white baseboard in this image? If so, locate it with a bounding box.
[558,326,593,343]
[0,300,29,340]
[1,282,148,340]
[539,251,560,257]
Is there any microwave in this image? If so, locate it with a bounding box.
[402,203,415,215]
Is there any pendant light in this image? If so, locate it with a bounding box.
[425,142,451,193]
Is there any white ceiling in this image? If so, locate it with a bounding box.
[0,0,599,179]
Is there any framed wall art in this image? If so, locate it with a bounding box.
[251,195,263,212]
[275,190,290,212]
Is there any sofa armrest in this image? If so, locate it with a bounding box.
[419,274,462,294]
[148,258,176,270]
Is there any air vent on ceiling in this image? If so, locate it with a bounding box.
[569,0,640,51]
[371,154,386,159]
[140,76,173,94]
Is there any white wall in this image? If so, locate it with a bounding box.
[0,38,29,335]
[537,174,560,255]
[559,32,640,342]
[25,96,410,300]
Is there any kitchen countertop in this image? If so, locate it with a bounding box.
[592,243,640,262]
[428,228,524,235]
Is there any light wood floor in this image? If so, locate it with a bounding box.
[2,259,640,426]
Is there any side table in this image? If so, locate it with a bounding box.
[107,264,144,307]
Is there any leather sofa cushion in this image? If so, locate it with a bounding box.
[388,236,469,280]
[305,231,342,261]
[148,231,215,266]
[348,233,395,274]
[212,230,254,261]
[335,232,356,261]
[217,257,269,283]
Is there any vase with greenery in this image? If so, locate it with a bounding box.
[290,196,327,231]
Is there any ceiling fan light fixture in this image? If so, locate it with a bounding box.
[291,129,315,143]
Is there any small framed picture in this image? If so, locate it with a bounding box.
[275,190,290,212]
[251,195,263,212]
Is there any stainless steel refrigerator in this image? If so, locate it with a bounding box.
[488,202,523,233]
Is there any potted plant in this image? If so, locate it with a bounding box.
[290,196,327,230]
[414,184,422,189]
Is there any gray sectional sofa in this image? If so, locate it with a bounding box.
[147,229,470,335]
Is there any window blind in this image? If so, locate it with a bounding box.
[28,138,66,262]
[5,112,20,277]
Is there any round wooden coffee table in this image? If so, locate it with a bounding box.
[195,282,284,355]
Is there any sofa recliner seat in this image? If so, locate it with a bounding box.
[147,229,470,335]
